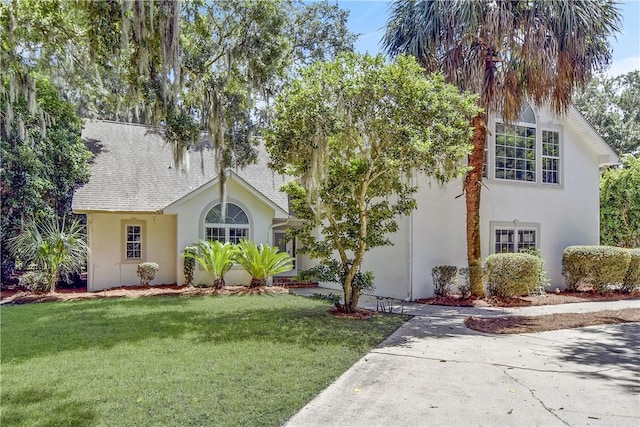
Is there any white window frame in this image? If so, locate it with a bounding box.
[121,220,146,263]
[490,221,540,254]
[488,105,563,187]
[202,201,252,244]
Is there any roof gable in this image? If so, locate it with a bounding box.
[72,120,289,213]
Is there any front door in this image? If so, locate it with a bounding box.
[274,231,296,275]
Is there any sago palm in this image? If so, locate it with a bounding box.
[383,0,621,297]
[8,217,88,292]
[183,240,237,288]
[236,239,294,288]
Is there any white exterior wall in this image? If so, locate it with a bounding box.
[87,213,176,291]
[165,179,285,286]
[368,108,602,299]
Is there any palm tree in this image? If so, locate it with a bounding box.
[183,240,237,289]
[8,217,88,292]
[383,0,621,296]
[236,240,294,288]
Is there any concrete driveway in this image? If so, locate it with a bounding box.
[285,298,639,427]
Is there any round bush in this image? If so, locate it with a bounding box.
[485,253,542,297]
[622,248,640,292]
[562,246,631,293]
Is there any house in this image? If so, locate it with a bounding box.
[73,103,618,297]
[73,120,296,291]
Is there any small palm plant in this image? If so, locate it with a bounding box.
[183,240,237,289]
[236,239,294,288]
[8,216,88,292]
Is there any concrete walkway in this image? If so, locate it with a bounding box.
[286,289,640,427]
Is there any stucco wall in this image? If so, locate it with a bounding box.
[87,213,176,291]
[165,178,286,285]
[374,107,601,299]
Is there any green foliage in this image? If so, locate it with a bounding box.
[136,262,159,286]
[307,292,342,307]
[183,240,237,289]
[600,155,640,248]
[301,259,375,295]
[1,78,91,272]
[18,271,49,292]
[519,247,549,295]
[235,240,294,288]
[431,265,458,297]
[182,246,198,286]
[562,246,632,293]
[622,249,640,292]
[267,53,479,311]
[456,268,472,299]
[8,217,88,292]
[574,71,640,155]
[485,253,543,297]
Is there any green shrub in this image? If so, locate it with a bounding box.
[431,265,457,297]
[184,241,237,288]
[622,248,640,292]
[182,246,198,286]
[18,271,49,292]
[485,253,542,297]
[519,247,548,295]
[562,246,631,293]
[137,262,159,286]
[236,240,294,288]
[457,267,471,299]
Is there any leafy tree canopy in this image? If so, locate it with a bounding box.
[267,53,480,311]
[600,155,640,248]
[1,77,91,271]
[573,71,640,156]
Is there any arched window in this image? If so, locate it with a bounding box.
[493,102,561,184]
[204,203,249,243]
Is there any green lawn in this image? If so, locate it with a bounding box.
[1,294,409,426]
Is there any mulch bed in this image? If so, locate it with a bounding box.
[0,284,289,305]
[465,308,640,334]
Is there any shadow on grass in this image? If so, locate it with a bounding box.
[558,322,640,394]
[1,295,409,363]
[1,386,97,426]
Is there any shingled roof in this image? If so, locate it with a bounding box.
[72,120,290,213]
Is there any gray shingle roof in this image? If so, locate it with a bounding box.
[72,120,290,213]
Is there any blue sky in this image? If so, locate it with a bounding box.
[335,0,640,77]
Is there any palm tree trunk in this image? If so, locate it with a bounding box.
[465,113,487,297]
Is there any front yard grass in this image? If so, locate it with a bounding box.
[1,294,409,426]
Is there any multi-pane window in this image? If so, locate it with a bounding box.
[494,123,536,182]
[542,130,560,184]
[494,227,537,253]
[204,203,249,244]
[125,225,142,260]
[492,103,561,185]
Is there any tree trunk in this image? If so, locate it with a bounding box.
[213,278,225,289]
[249,278,265,288]
[342,265,360,313]
[465,113,487,298]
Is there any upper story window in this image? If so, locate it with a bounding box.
[204,203,249,244]
[492,103,561,185]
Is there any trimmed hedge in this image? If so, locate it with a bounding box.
[431,265,457,297]
[622,248,640,292]
[562,246,631,293]
[137,262,159,286]
[485,253,542,297]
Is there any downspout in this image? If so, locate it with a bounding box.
[408,172,415,302]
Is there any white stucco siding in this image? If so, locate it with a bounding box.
[87,213,176,291]
[166,178,284,286]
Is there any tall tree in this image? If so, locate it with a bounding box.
[267,54,479,312]
[600,154,640,248]
[1,78,91,273]
[383,0,621,296]
[574,71,640,156]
